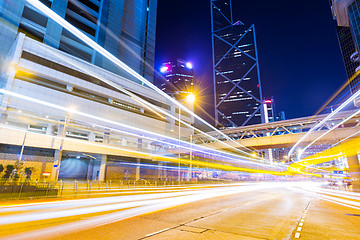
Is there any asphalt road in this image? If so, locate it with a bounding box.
[0,182,359,240]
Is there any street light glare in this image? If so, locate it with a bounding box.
[186,93,196,103]
[68,106,77,113]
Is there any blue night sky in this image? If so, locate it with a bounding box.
[155,0,347,123]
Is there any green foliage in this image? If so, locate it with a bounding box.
[0,164,3,173]
[24,167,32,179]
[3,165,14,179]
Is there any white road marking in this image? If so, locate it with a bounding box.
[297,227,302,231]
[145,228,171,237]
[299,222,303,226]
[295,232,300,238]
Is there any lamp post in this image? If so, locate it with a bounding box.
[176,92,195,183]
[52,107,76,181]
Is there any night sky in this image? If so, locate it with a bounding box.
[154,0,347,123]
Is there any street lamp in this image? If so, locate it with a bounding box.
[52,106,76,181]
[176,92,196,183]
[185,93,196,104]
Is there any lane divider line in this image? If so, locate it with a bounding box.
[145,228,171,237]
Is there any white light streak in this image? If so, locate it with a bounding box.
[0,88,283,170]
[26,0,260,161]
[288,88,360,158]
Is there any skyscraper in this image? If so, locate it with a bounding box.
[210,0,264,128]
[157,59,194,98]
[330,0,360,94]
[0,0,157,83]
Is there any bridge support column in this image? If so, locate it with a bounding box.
[347,155,360,190]
[51,123,65,181]
[46,124,54,135]
[98,155,107,182]
[86,158,94,181]
[157,162,163,180]
[88,132,95,142]
[51,150,62,181]
[135,159,141,181]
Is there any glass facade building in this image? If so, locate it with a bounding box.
[0,0,157,83]
[210,0,264,128]
[157,59,194,98]
[347,0,360,92]
[336,26,360,93]
[331,0,360,94]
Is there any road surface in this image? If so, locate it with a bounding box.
[0,182,359,240]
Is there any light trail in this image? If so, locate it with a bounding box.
[40,49,260,160]
[291,185,360,210]
[288,87,360,159]
[1,186,263,225]
[0,89,284,171]
[300,108,360,158]
[25,0,262,162]
[0,123,285,174]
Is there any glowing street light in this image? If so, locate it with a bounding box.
[185,93,196,104]
[160,66,169,73]
[186,62,193,69]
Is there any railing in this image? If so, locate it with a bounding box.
[0,179,230,201]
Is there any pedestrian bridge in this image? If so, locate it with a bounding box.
[195,110,360,151]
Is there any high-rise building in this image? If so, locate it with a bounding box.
[330,0,360,95]
[263,97,286,122]
[0,0,157,83]
[210,0,264,128]
[336,26,360,88]
[263,98,275,123]
[157,59,194,98]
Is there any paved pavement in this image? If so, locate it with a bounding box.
[0,182,359,240]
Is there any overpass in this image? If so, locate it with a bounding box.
[195,110,360,151]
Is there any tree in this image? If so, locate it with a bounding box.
[0,164,3,174]
[3,165,14,179]
[24,167,32,179]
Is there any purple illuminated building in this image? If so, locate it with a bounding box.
[156,59,194,99]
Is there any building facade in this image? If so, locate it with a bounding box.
[330,0,360,95]
[0,0,157,83]
[0,34,193,182]
[210,0,264,128]
[157,59,194,98]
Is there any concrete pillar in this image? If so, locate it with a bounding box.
[347,155,360,190]
[51,150,62,181]
[98,155,107,181]
[92,160,100,181]
[137,138,143,149]
[157,162,163,179]
[88,132,96,142]
[86,158,94,180]
[46,124,54,135]
[0,113,7,124]
[103,131,110,144]
[58,124,65,136]
[135,159,141,181]
[51,122,65,181]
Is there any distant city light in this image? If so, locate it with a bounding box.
[160,66,169,73]
[186,62,193,69]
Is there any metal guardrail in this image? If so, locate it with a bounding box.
[0,179,228,201]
